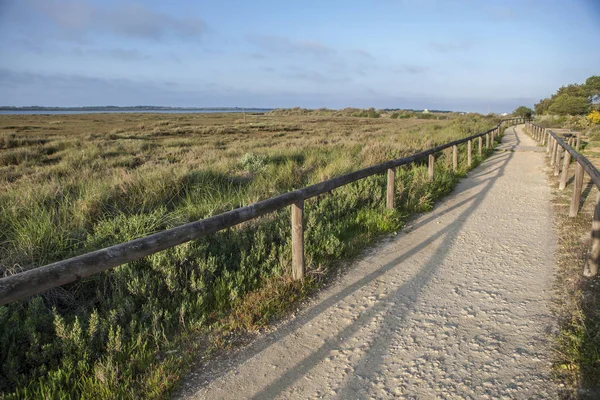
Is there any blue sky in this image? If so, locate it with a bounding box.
[0,0,599,112]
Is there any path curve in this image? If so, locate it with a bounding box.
[179,125,557,399]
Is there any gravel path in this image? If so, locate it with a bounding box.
[180,125,557,399]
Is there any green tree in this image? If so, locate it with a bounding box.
[584,76,600,104]
[556,84,585,98]
[547,94,589,115]
[534,98,552,115]
[513,106,533,119]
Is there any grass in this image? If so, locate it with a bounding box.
[547,172,600,399]
[0,111,500,398]
[529,119,600,398]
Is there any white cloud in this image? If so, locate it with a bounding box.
[24,0,207,41]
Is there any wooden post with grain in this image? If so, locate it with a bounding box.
[585,191,600,277]
[554,147,562,176]
[428,154,435,180]
[542,128,547,146]
[570,163,585,218]
[478,136,482,156]
[550,139,558,166]
[559,148,572,190]
[291,200,305,280]
[452,145,458,172]
[386,168,395,209]
[467,140,472,167]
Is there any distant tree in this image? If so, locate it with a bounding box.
[513,106,533,119]
[528,75,599,116]
[584,76,600,104]
[534,98,553,115]
[556,84,585,98]
[547,94,589,115]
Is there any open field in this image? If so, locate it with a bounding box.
[0,111,499,398]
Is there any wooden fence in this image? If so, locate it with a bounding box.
[525,122,599,277]
[0,118,525,306]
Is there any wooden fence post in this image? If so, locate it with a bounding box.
[486,133,490,149]
[576,132,581,151]
[570,163,585,217]
[559,148,572,190]
[550,139,558,166]
[585,191,600,277]
[467,139,472,167]
[386,168,395,209]
[452,145,458,172]
[554,139,561,167]
[491,129,495,145]
[428,154,435,180]
[478,136,482,156]
[542,129,547,146]
[291,200,305,280]
[554,146,563,176]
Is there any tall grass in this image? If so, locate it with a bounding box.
[0,112,499,398]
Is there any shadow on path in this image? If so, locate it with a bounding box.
[180,127,526,399]
[251,129,519,399]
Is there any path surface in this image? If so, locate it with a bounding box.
[179,125,557,399]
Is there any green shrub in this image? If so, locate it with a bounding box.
[240,153,269,173]
[351,107,380,118]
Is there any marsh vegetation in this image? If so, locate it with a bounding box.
[0,110,499,398]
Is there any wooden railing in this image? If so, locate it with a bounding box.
[525,122,599,277]
[0,118,526,306]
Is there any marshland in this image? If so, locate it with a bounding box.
[0,110,499,397]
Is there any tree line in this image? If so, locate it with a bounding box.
[534,75,600,116]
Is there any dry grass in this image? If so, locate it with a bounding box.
[528,123,600,398]
[0,111,499,398]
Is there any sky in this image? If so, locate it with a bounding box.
[0,0,599,113]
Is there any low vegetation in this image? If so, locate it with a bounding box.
[267,107,458,120]
[546,167,600,398]
[531,76,600,396]
[0,111,499,398]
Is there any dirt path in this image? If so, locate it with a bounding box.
[178,125,557,399]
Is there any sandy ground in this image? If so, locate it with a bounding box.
[177,125,557,399]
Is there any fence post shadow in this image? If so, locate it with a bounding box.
[249,135,517,400]
[177,126,521,398]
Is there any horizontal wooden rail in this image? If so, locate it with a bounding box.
[525,122,600,277]
[0,118,524,306]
